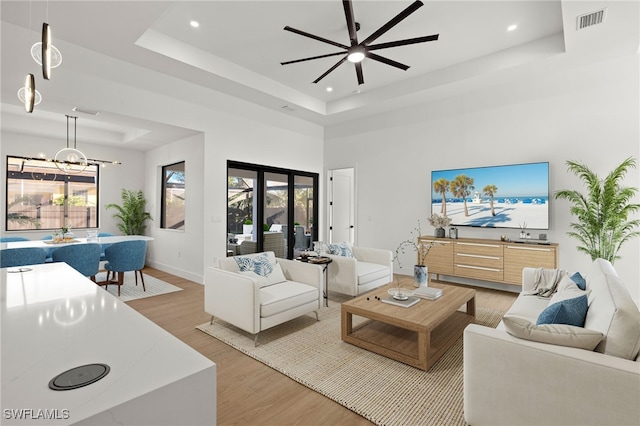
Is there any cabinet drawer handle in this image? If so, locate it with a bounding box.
[456,242,500,248]
[421,240,451,244]
[456,264,501,272]
[456,253,501,260]
[506,246,551,252]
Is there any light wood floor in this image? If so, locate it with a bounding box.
[127,268,517,426]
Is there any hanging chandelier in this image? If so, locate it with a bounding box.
[55,115,88,174]
[24,115,122,176]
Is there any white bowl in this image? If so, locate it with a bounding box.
[388,288,414,301]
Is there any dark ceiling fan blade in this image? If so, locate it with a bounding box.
[360,0,424,46]
[355,62,364,85]
[281,51,347,65]
[367,34,439,51]
[366,52,410,71]
[342,0,358,45]
[313,56,348,83]
[284,26,348,50]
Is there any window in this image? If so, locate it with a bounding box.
[161,161,185,230]
[6,155,99,231]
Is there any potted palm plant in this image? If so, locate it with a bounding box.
[105,189,153,235]
[554,157,640,264]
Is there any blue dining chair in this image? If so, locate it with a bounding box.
[52,243,102,282]
[98,232,115,262]
[102,240,147,296]
[0,236,31,242]
[0,247,47,268]
[40,235,55,262]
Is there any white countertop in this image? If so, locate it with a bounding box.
[1,262,216,425]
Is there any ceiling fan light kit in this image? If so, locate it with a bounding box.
[281,0,439,85]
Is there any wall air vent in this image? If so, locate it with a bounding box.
[72,106,100,116]
[576,8,607,30]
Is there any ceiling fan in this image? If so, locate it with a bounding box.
[281,0,439,85]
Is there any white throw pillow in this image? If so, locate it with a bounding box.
[503,314,604,350]
[235,253,287,287]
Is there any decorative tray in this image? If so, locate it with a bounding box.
[43,239,81,244]
[308,256,331,264]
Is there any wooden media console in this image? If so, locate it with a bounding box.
[418,236,559,287]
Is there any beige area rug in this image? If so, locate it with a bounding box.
[95,271,182,302]
[196,296,503,426]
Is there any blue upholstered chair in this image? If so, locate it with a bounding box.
[0,236,30,242]
[40,235,55,262]
[98,232,115,261]
[102,240,147,296]
[52,243,101,281]
[0,247,47,268]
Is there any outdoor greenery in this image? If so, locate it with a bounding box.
[7,196,41,229]
[554,157,640,264]
[105,189,153,235]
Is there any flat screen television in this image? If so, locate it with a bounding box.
[431,161,549,230]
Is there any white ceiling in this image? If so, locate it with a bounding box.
[0,1,627,150]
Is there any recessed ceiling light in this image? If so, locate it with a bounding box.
[326,87,333,92]
[190,20,200,28]
[507,24,518,32]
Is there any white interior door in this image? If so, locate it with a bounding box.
[328,168,355,245]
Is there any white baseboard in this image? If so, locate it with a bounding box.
[145,260,203,284]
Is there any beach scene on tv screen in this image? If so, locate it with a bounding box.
[431,162,549,229]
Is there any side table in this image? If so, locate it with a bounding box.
[296,256,332,307]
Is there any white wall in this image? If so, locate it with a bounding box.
[325,45,640,302]
[0,130,145,238]
[144,133,205,283]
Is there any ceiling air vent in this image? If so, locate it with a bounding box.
[576,8,607,30]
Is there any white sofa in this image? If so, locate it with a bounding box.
[464,258,640,425]
[324,246,393,296]
[204,251,322,345]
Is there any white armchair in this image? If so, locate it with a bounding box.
[325,246,393,296]
[204,251,322,345]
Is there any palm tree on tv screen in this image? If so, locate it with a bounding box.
[433,178,449,215]
[450,175,474,217]
[483,184,498,216]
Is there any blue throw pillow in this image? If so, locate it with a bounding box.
[536,295,588,327]
[570,271,587,290]
[328,242,353,257]
[234,253,273,277]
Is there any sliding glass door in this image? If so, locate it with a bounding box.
[227,161,318,259]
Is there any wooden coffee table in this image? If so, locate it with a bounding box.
[341,282,475,371]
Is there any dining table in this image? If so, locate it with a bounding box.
[0,235,153,251]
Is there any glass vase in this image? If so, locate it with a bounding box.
[414,265,428,287]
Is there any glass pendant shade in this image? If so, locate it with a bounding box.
[19,74,37,113]
[31,23,62,78]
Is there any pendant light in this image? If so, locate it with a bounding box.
[54,115,88,174]
[31,22,62,79]
[17,73,40,113]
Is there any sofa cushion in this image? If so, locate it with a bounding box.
[239,263,287,288]
[536,295,589,327]
[260,281,318,317]
[328,242,353,257]
[570,271,587,290]
[357,261,389,286]
[503,315,604,350]
[584,259,640,360]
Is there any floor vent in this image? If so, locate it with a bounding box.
[576,8,606,30]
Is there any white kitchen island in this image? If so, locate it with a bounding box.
[1,262,216,425]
